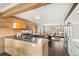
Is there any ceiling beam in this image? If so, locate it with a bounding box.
[1,3,49,18]
[64,3,78,21]
[10,16,38,25]
[1,16,38,25]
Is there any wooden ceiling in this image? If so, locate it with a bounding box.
[0,3,49,18]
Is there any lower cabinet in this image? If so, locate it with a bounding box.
[16,47,28,56]
[5,38,48,56]
[13,40,43,56]
[5,38,17,56]
[0,38,4,53]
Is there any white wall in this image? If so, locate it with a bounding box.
[66,4,79,56]
[66,4,79,24]
[66,4,79,39]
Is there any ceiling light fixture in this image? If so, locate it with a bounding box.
[34,15,40,20]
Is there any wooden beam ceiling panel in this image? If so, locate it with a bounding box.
[1,3,49,18]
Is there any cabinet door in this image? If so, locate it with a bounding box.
[43,42,48,56]
[0,38,4,53]
[5,38,12,55]
[15,47,27,56]
[10,47,18,56]
[5,38,16,55]
[5,47,12,55]
[13,40,27,56]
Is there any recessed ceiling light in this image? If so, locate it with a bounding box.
[34,15,40,20]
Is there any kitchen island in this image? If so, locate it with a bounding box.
[4,36,48,56]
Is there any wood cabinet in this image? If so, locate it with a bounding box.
[43,42,48,56]
[0,38,4,53]
[0,28,15,37]
[14,39,43,56]
[5,38,48,56]
[5,38,17,55]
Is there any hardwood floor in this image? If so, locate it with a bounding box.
[49,39,69,56]
[0,52,11,56]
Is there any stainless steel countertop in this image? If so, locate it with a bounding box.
[5,36,35,43]
[5,36,48,45]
